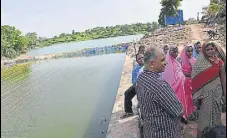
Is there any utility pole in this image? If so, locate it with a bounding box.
[197,12,200,21]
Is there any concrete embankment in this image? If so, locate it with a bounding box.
[107,55,140,138]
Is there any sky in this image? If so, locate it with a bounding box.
[1,0,210,37]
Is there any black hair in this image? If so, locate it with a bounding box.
[196,41,201,45]
[138,45,145,51]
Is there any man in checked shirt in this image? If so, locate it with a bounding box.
[136,46,184,138]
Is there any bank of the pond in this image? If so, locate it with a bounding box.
[28,34,142,56]
[107,55,140,138]
[1,44,131,70]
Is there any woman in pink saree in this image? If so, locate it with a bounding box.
[180,45,197,118]
[162,46,187,117]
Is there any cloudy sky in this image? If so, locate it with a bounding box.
[1,0,210,37]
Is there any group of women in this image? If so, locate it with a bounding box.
[162,41,226,137]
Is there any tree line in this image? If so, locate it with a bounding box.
[1,22,160,59]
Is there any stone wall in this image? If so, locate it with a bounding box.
[127,25,192,57]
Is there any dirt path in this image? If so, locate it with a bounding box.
[189,24,203,41]
[189,24,226,52]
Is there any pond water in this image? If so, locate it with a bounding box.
[1,53,126,138]
[28,34,143,56]
[2,34,140,138]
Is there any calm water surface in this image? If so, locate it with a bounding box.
[1,53,125,138]
[28,34,143,56]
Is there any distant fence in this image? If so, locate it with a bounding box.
[165,10,184,25]
[1,45,128,68]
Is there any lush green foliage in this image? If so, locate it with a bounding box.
[201,0,224,18]
[38,22,160,47]
[1,22,160,58]
[158,0,183,26]
[1,25,28,58]
[207,2,223,15]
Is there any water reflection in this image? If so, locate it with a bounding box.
[1,52,125,138]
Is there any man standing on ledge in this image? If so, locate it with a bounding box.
[136,47,184,138]
[121,53,144,119]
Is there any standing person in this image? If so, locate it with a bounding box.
[192,42,226,137]
[180,45,197,118]
[162,45,169,56]
[193,41,202,58]
[137,45,168,78]
[162,46,187,118]
[136,47,184,138]
[121,53,144,118]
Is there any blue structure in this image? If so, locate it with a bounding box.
[165,10,184,25]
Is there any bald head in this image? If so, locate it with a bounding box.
[144,47,166,73]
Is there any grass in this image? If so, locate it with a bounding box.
[1,62,32,81]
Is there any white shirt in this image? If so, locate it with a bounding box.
[137,66,163,79]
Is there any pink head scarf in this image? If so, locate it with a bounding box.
[162,46,183,86]
[180,45,196,74]
[163,46,188,118]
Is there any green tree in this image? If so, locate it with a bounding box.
[1,25,29,58]
[1,22,161,58]
[207,2,223,15]
[1,25,27,58]
[25,32,38,49]
[38,22,160,47]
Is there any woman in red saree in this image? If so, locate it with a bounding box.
[191,41,226,137]
[180,45,197,118]
[162,46,187,118]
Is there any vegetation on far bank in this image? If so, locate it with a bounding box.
[1,22,160,59]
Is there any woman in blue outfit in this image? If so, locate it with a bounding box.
[193,41,202,58]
